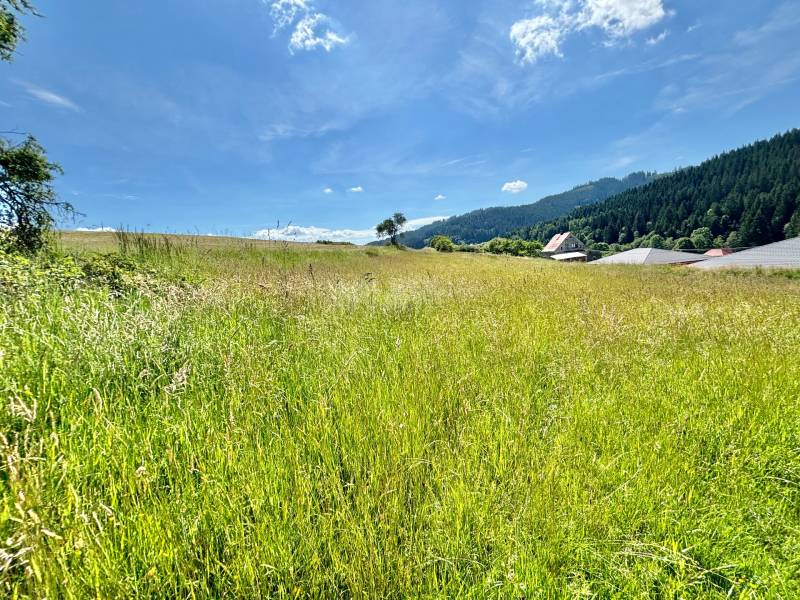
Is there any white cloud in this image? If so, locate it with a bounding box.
[434,194,447,201]
[18,81,80,112]
[323,187,334,194]
[253,215,449,244]
[348,186,364,193]
[270,0,308,32]
[76,227,116,233]
[268,0,349,54]
[254,224,374,243]
[501,180,529,194]
[290,13,349,53]
[510,16,567,63]
[646,30,669,45]
[405,215,448,229]
[576,0,667,38]
[511,0,669,63]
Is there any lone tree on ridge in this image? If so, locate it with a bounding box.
[376,212,407,247]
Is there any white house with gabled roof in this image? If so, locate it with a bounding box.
[543,232,585,256]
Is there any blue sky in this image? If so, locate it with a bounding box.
[2,0,799,243]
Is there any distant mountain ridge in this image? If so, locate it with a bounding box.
[390,172,657,248]
[524,129,800,249]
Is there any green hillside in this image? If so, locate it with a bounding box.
[525,129,800,250]
[393,172,656,248]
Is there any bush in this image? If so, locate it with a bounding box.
[690,227,713,250]
[79,253,141,292]
[644,234,666,249]
[316,240,354,246]
[0,250,82,293]
[673,237,695,250]
[0,245,175,297]
[484,237,542,258]
[430,235,456,252]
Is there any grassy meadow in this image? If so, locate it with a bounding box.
[1,232,800,598]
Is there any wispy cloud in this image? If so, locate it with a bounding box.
[654,3,800,118]
[434,194,447,201]
[253,215,449,244]
[99,193,140,201]
[590,53,700,85]
[258,121,343,142]
[348,186,364,193]
[268,0,349,54]
[734,1,800,46]
[511,0,670,64]
[18,81,81,112]
[502,180,528,194]
[607,154,639,170]
[646,30,670,45]
[323,187,334,194]
[440,155,489,170]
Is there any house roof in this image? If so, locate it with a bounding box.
[704,248,734,257]
[552,252,587,261]
[690,236,800,270]
[544,232,571,252]
[592,248,707,265]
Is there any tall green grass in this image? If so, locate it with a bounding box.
[1,240,799,598]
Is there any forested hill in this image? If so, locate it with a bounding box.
[524,129,800,249]
[393,172,656,248]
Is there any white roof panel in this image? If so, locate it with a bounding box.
[552,252,587,261]
[690,236,800,270]
[592,248,705,265]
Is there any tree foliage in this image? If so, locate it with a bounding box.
[0,136,66,252]
[483,237,542,258]
[376,212,407,246]
[689,227,713,250]
[786,208,800,239]
[0,0,65,253]
[429,235,456,252]
[0,0,35,60]
[525,130,800,250]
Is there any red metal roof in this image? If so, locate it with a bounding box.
[703,248,734,257]
[544,232,571,252]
